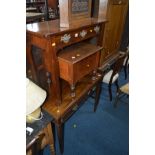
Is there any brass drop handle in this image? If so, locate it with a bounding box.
[61,34,71,43]
[86,64,90,67]
[94,26,100,33]
[80,30,87,38]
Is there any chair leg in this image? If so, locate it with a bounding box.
[124,66,127,80]
[115,80,119,91]
[39,150,44,155]
[108,84,112,101]
[94,81,101,112]
[114,90,121,108]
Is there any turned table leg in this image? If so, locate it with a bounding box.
[46,123,56,155]
[70,84,76,98]
[92,69,97,81]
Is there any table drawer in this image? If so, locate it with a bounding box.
[74,53,98,82]
[54,24,101,49]
[58,42,102,85]
[61,104,79,123]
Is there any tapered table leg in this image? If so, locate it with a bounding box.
[94,81,102,112]
[56,123,64,154]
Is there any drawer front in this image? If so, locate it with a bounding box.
[54,25,101,49]
[61,104,79,123]
[74,53,98,82]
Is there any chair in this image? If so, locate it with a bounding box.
[123,47,129,80]
[114,83,129,108]
[102,54,126,101]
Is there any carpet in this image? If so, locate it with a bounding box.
[44,70,129,155]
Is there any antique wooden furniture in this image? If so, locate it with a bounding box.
[26,7,37,12]
[59,0,92,27]
[26,110,55,155]
[100,0,129,66]
[58,42,103,97]
[48,0,58,9]
[119,8,129,51]
[26,1,45,8]
[92,0,109,19]
[26,0,49,20]
[45,0,59,20]
[26,0,59,21]
[114,82,129,107]
[102,54,126,101]
[123,47,129,79]
[26,12,45,24]
[26,19,106,105]
[26,18,106,153]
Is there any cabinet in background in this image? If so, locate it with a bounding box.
[100,0,129,66]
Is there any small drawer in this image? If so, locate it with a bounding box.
[74,53,98,81]
[61,104,79,123]
[58,42,102,85]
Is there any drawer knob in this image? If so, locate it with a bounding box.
[52,42,56,46]
[97,73,102,77]
[94,26,100,34]
[61,34,71,43]
[76,53,80,57]
[71,56,76,59]
[80,30,87,38]
[74,33,79,37]
[90,29,93,32]
[86,64,90,67]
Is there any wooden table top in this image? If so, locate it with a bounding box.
[26,18,107,38]
[58,42,103,64]
[42,71,103,120]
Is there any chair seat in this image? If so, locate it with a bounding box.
[102,70,119,84]
[120,83,129,94]
[114,83,129,107]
